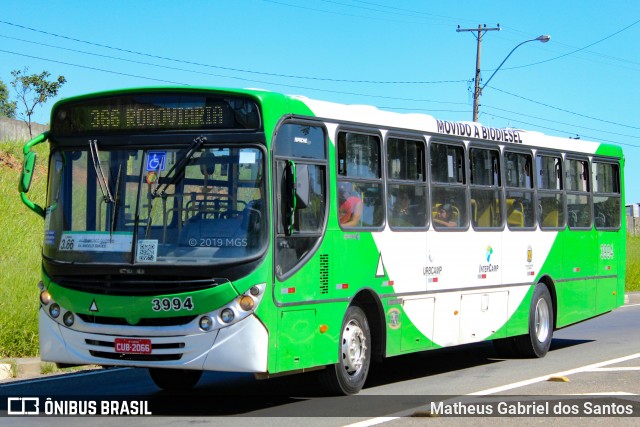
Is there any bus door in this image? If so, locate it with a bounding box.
[272,122,329,372]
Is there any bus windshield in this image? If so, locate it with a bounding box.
[43,145,267,265]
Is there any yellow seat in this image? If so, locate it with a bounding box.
[507,199,524,227]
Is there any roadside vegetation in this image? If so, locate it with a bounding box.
[0,140,48,357]
[627,234,640,292]
[0,138,639,357]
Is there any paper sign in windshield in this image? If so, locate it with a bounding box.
[58,232,133,252]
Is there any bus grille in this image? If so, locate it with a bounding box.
[78,314,197,326]
[52,275,223,296]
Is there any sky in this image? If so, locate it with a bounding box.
[2,0,639,202]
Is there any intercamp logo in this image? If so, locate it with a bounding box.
[7,397,40,415]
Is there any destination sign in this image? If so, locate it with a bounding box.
[436,119,523,144]
[52,92,260,135]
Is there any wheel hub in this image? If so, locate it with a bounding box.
[341,319,367,375]
[534,298,550,343]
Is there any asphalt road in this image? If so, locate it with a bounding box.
[2,302,640,426]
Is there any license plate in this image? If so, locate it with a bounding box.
[114,338,152,354]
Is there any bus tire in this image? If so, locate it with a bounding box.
[514,284,554,358]
[319,305,371,395]
[148,368,202,391]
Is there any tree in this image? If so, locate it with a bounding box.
[11,67,67,137]
[0,79,16,118]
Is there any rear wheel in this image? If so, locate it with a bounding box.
[514,284,554,358]
[319,305,371,395]
[148,368,202,391]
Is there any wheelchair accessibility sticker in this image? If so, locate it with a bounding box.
[146,151,166,171]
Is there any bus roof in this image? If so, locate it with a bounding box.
[50,86,623,158]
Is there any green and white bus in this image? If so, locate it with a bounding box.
[20,87,625,394]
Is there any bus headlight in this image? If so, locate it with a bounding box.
[63,311,75,327]
[49,303,60,318]
[40,290,52,306]
[199,283,265,331]
[239,295,254,311]
[199,316,214,331]
[220,308,235,324]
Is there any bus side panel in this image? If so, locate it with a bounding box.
[595,230,620,314]
[487,285,534,339]
[558,230,597,327]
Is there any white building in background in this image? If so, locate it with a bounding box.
[627,204,640,217]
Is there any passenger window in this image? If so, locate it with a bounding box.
[536,154,565,229]
[469,147,503,229]
[430,142,467,229]
[387,138,427,229]
[592,161,621,230]
[504,151,535,229]
[337,132,384,228]
[274,122,328,278]
[566,158,591,229]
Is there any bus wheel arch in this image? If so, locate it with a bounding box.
[537,275,558,331]
[319,290,383,395]
[351,289,385,362]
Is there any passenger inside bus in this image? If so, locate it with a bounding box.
[390,189,415,227]
[433,204,457,227]
[338,182,363,226]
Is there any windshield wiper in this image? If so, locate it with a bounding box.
[145,136,207,239]
[152,136,207,199]
[110,164,123,237]
[88,139,114,204]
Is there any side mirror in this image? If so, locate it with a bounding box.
[20,151,37,193]
[19,131,49,218]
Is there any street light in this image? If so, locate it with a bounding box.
[472,35,551,122]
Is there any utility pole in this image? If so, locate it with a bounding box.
[457,24,501,122]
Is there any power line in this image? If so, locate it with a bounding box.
[263,0,447,27]
[487,85,640,131]
[0,48,469,106]
[0,49,188,85]
[498,18,640,71]
[0,19,464,85]
[482,104,640,140]
[480,111,639,149]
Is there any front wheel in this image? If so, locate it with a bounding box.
[148,368,202,391]
[514,284,554,358]
[319,305,371,395]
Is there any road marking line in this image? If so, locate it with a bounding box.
[469,352,640,395]
[343,417,399,427]
[569,392,636,395]
[344,353,640,427]
[588,367,640,371]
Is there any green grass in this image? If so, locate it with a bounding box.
[0,138,640,357]
[626,235,640,292]
[0,140,48,358]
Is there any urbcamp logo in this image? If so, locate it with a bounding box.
[424,251,443,279]
[485,246,493,262]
